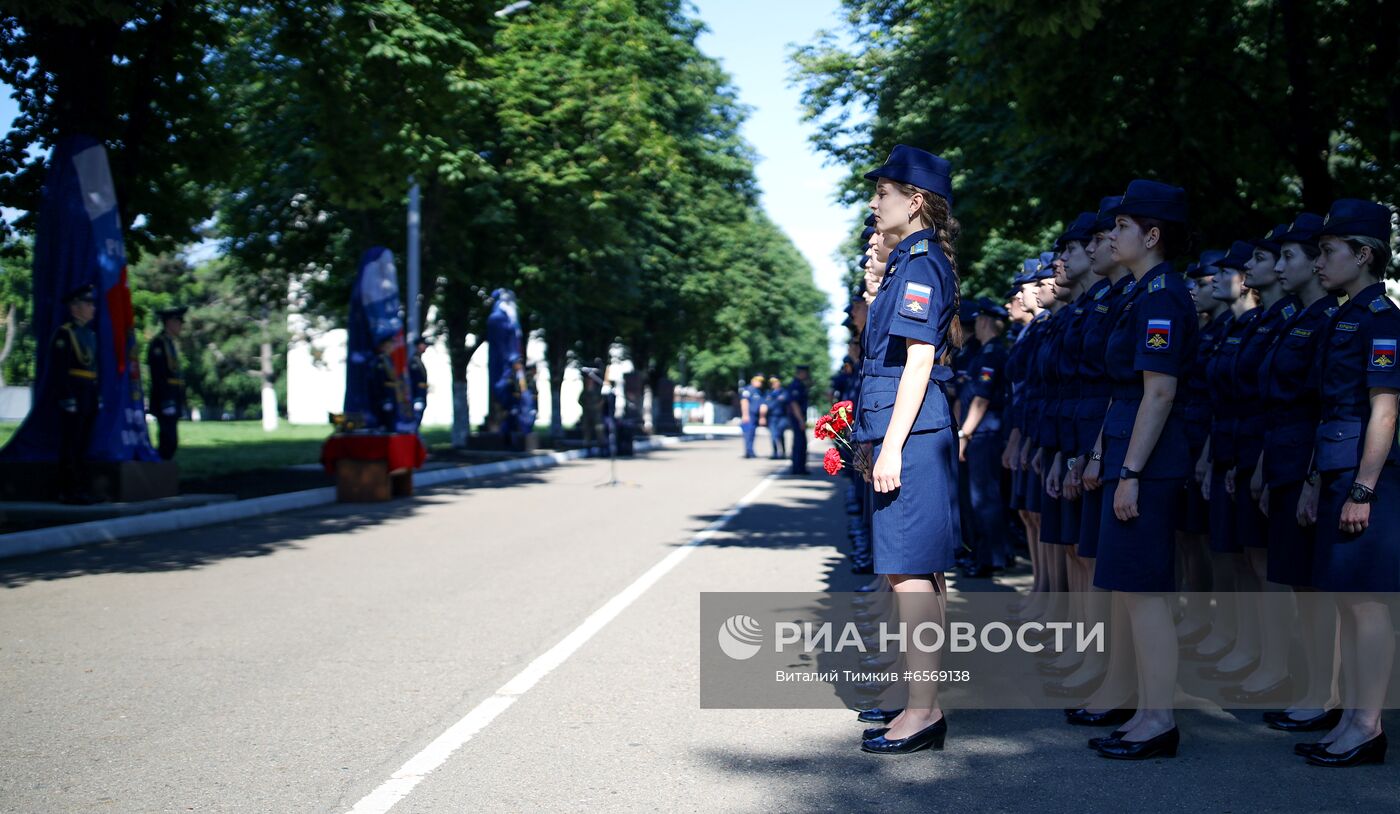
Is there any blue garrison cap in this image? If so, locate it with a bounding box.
[864,213,876,228]
[857,255,869,269]
[1059,211,1098,246]
[864,144,954,206]
[1250,223,1290,254]
[1192,249,1227,277]
[1184,262,1201,279]
[1093,195,1123,233]
[1317,198,1393,242]
[1020,258,1041,281]
[1278,212,1325,246]
[975,297,1009,319]
[1108,179,1189,225]
[958,300,979,322]
[1034,255,1056,280]
[860,226,875,243]
[1218,240,1255,270]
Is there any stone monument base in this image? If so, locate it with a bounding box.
[0,460,179,503]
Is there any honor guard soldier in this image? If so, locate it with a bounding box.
[52,284,100,503]
[765,376,788,459]
[148,306,187,459]
[408,334,429,428]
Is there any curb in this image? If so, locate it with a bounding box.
[0,434,719,561]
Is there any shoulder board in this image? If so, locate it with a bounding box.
[910,239,929,256]
[1325,306,1339,317]
[1148,275,1165,293]
[1370,297,1392,313]
[1337,321,1359,332]
[1093,285,1109,300]
[1281,303,1297,320]
[1124,280,1136,294]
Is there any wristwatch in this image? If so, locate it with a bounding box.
[1306,470,1320,486]
[1348,482,1376,504]
[1066,456,1078,470]
[1119,466,1141,480]
[957,429,967,439]
[1088,450,1103,462]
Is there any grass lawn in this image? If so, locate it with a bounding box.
[0,420,458,481]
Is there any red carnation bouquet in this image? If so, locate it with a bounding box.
[814,400,871,478]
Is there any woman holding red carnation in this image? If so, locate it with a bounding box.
[854,145,964,756]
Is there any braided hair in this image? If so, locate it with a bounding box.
[892,180,964,362]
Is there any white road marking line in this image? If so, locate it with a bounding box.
[344,472,780,814]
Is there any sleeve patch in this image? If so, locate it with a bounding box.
[978,367,994,382]
[900,281,932,321]
[1145,319,1172,350]
[1371,339,1397,370]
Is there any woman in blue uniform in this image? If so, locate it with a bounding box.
[957,298,1010,578]
[1222,225,1299,699]
[855,145,963,756]
[1193,242,1260,669]
[1081,180,1197,759]
[1249,212,1340,727]
[1294,199,1399,767]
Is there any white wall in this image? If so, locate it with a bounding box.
[0,385,31,422]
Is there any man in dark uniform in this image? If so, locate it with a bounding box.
[765,376,788,459]
[786,365,811,475]
[51,284,100,503]
[738,374,764,458]
[408,334,429,429]
[368,333,409,432]
[147,306,187,459]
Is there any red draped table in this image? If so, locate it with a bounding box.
[321,433,427,501]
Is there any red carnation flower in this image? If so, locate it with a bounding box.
[830,400,854,416]
[830,414,850,433]
[813,415,835,440]
[823,447,844,475]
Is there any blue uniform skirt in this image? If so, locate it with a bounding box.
[1312,467,1400,593]
[1059,491,1082,549]
[1093,477,1182,592]
[1207,467,1239,553]
[1266,480,1315,587]
[1235,464,1268,549]
[1077,486,1104,558]
[872,428,961,575]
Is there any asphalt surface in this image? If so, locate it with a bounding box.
[1,439,1396,813]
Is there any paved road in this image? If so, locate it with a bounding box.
[1,439,1395,813]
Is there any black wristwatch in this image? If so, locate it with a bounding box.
[1119,466,1141,481]
[1088,450,1102,462]
[1348,482,1376,504]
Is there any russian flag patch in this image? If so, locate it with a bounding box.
[1371,338,1397,370]
[901,281,932,320]
[978,366,994,382]
[1145,318,1171,350]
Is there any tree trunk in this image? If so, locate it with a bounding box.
[260,337,278,431]
[0,304,15,387]
[544,328,570,441]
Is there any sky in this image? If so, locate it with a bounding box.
[691,0,857,368]
[1,1,859,367]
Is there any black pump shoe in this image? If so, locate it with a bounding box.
[1266,708,1342,733]
[857,707,903,724]
[861,716,947,755]
[1095,727,1179,760]
[1066,707,1134,727]
[863,726,889,740]
[1294,741,1332,757]
[1306,732,1387,767]
[1087,730,1128,750]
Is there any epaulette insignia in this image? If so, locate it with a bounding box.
[911,239,929,256]
[1369,297,1392,313]
[1282,304,1297,320]
[1148,275,1165,293]
[1094,285,1109,300]
[1124,281,1136,294]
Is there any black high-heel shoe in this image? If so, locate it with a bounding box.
[1306,732,1387,767]
[1065,707,1134,727]
[1294,741,1331,757]
[1087,730,1127,750]
[1181,641,1233,661]
[856,707,903,724]
[861,716,948,755]
[1265,708,1342,732]
[1095,726,1179,760]
[863,726,888,740]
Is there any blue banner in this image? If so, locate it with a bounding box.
[1,136,157,463]
[344,247,412,431]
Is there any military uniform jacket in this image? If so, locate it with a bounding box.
[147,331,184,412]
[855,228,956,443]
[409,356,428,405]
[50,320,98,410]
[1233,295,1302,465]
[1257,295,1339,485]
[1071,274,1135,455]
[1004,310,1049,438]
[968,339,1010,435]
[1206,305,1262,465]
[1313,283,1400,472]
